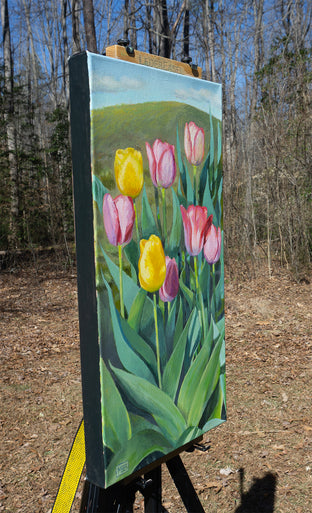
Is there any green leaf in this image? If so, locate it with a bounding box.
[209,375,226,420]
[173,297,184,349]
[120,316,157,379]
[177,181,187,208]
[183,156,194,205]
[141,185,159,239]
[100,358,131,453]
[92,174,109,214]
[99,242,140,313]
[176,126,194,204]
[129,412,163,437]
[102,273,157,385]
[217,121,222,167]
[219,372,226,409]
[197,372,223,428]
[199,260,209,302]
[217,175,223,228]
[128,289,147,332]
[163,308,196,401]
[201,417,225,433]
[199,153,210,206]
[105,429,173,488]
[124,239,139,282]
[139,301,166,366]
[176,126,187,197]
[186,306,202,361]
[203,177,216,223]
[165,296,178,355]
[111,365,187,444]
[177,321,214,419]
[179,276,194,310]
[209,113,215,179]
[176,426,203,447]
[186,333,223,426]
[168,188,182,255]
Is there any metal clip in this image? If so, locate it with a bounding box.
[181,56,192,64]
[116,39,135,56]
[193,442,211,452]
[117,38,130,47]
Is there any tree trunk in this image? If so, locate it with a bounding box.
[82,0,97,52]
[183,0,190,58]
[155,0,171,57]
[61,0,69,107]
[72,0,82,53]
[145,2,156,54]
[250,0,264,119]
[1,0,19,249]
[204,0,216,81]
[129,0,137,48]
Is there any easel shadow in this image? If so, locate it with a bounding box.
[235,468,277,513]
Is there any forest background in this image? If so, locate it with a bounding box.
[0,0,311,277]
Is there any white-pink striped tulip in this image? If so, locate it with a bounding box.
[103,193,135,247]
[145,139,176,189]
[184,122,205,166]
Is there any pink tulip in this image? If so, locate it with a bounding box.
[103,193,135,246]
[180,205,213,256]
[159,256,179,302]
[145,139,176,188]
[184,122,205,166]
[204,224,222,264]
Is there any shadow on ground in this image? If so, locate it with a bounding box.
[235,468,277,513]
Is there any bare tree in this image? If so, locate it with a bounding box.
[1,0,18,249]
[72,0,82,53]
[203,0,216,81]
[82,0,97,52]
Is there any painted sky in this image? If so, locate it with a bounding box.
[87,52,222,121]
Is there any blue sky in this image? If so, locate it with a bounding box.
[87,52,222,120]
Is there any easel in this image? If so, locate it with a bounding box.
[79,447,209,513]
[76,42,206,513]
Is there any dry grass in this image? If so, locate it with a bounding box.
[0,260,311,512]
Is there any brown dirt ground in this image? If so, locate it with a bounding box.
[0,259,311,513]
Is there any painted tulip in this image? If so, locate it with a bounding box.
[114,148,144,198]
[159,256,179,302]
[184,122,205,166]
[204,224,222,264]
[145,139,176,189]
[103,193,135,247]
[139,235,166,293]
[180,204,213,256]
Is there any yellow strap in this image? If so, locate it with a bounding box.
[52,419,86,513]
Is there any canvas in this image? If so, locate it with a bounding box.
[69,51,225,489]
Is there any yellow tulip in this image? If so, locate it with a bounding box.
[114,148,144,198]
[139,235,166,292]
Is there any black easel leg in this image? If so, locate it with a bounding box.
[79,479,136,513]
[144,466,162,513]
[80,455,205,513]
[166,456,205,513]
[79,480,100,513]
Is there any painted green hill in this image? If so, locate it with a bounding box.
[91,101,221,186]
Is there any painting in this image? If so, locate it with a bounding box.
[69,51,225,489]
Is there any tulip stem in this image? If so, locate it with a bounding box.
[161,188,167,246]
[193,165,198,204]
[134,201,140,242]
[118,245,125,318]
[154,188,161,233]
[153,293,162,389]
[194,256,206,341]
[212,262,216,319]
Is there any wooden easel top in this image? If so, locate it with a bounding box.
[105,45,202,79]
